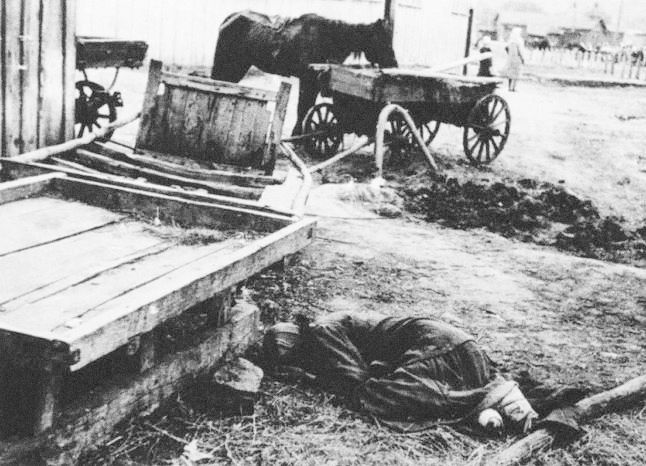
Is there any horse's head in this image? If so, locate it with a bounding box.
[364,19,398,68]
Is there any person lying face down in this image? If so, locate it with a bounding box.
[263,312,538,433]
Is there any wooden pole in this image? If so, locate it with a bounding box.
[463,8,474,76]
[489,375,646,466]
[9,111,141,164]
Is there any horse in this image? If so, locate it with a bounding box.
[211,10,398,134]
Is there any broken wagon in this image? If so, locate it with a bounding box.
[0,61,314,464]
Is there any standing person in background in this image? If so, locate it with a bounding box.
[477,35,494,77]
[504,28,525,91]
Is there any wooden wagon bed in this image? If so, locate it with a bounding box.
[0,173,315,462]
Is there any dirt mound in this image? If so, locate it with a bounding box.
[404,174,646,265]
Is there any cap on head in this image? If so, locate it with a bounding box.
[263,322,302,366]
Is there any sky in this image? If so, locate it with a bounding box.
[477,0,646,32]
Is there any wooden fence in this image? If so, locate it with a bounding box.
[526,48,646,81]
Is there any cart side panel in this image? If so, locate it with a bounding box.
[326,66,378,101]
[136,64,287,171]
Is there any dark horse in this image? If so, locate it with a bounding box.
[211,10,398,134]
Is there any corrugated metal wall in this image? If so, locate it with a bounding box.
[1,0,76,157]
[76,0,471,68]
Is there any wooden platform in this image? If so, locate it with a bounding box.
[0,173,315,443]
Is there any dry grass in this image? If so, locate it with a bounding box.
[81,379,502,465]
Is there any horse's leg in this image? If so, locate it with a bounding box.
[293,70,319,135]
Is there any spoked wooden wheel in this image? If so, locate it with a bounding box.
[463,94,510,165]
[301,103,343,159]
[417,120,441,146]
[384,113,414,159]
[74,80,120,138]
[385,116,440,159]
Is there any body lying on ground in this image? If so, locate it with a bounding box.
[263,312,545,434]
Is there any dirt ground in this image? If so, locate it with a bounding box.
[85,69,646,465]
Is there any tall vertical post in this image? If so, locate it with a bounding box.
[463,8,474,76]
[384,0,396,46]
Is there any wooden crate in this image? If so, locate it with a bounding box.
[0,173,315,457]
[136,60,291,174]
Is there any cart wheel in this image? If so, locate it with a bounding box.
[384,113,414,161]
[417,120,441,146]
[301,103,342,159]
[75,80,120,139]
[463,94,510,165]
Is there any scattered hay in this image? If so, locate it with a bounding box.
[79,380,496,466]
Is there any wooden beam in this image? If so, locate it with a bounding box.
[62,0,76,140]
[92,143,282,187]
[161,72,277,102]
[264,81,292,172]
[0,158,296,217]
[463,8,474,76]
[0,305,259,465]
[135,59,163,150]
[72,148,263,199]
[0,173,61,205]
[10,111,141,164]
[50,176,293,233]
[489,375,646,465]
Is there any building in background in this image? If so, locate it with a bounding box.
[76,0,475,68]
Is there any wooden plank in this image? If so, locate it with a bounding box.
[10,110,141,164]
[135,59,163,150]
[32,360,65,434]
[3,0,22,156]
[222,97,250,164]
[62,0,76,140]
[2,242,172,312]
[0,196,68,220]
[71,148,263,199]
[62,218,315,369]
[94,143,281,186]
[20,0,41,152]
[0,2,3,157]
[38,0,65,146]
[50,156,102,173]
[328,66,377,101]
[0,305,258,465]
[264,81,291,170]
[0,173,60,205]
[165,85,190,155]
[491,375,646,466]
[161,72,277,101]
[0,222,162,305]
[181,90,207,159]
[3,241,241,335]
[0,159,296,217]
[205,93,235,163]
[50,172,292,233]
[200,92,224,162]
[135,331,156,373]
[0,197,123,257]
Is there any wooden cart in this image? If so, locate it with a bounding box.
[0,61,312,463]
[302,65,511,167]
[0,172,314,461]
